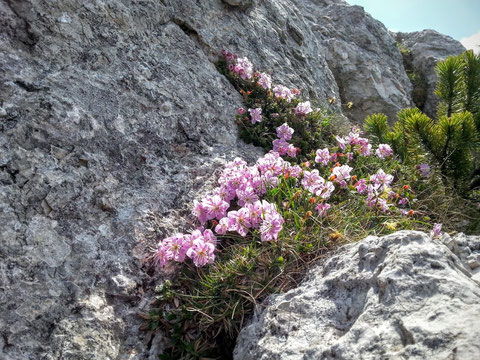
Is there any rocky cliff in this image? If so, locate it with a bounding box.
[0,1,470,359]
[396,29,466,118]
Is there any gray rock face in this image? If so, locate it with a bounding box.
[0,1,261,359]
[234,231,480,359]
[397,30,466,118]
[298,1,413,123]
[0,1,459,359]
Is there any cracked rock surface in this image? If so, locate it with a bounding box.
[234,231,480,360]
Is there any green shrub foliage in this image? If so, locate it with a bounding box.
[365,108,479,193]
[435,50,480,123]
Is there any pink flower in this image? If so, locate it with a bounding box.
[260,215,283,242]
[248,108,263,124]
[294,101,313,115]
[315,203,331,217]
[258,72,272,89]
[336,136,347,151]
[193,200,209,224]
[202,229,217,246]
[215,217,230,235]
[315,148,330,166]
[302,169,324,194]
[366,195,389,212]
[431,223,443,238]
[227,209,251,237]
[370,169,394,189]
[417,163,431,178]
[236,187,259,206]
[276,123,294,141]
[186,239,215,267]
[153,243,168,267]
[332,165,353,182]
[273,138,290,155]
[203,195,230,220]
[259,203,284,242]
[316,181,335,200]
[355,179,367,194]
[163,234,188,262]
[360,143,372,156]
[287,144,297,158]
[246,201,263,228]
[376,144,393,158]
[238,107,245,115]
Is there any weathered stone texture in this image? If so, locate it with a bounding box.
[397,29,466,118]
[234,231,480,360]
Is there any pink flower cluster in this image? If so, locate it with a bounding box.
[273,85,297,102]
[273,123,297,157]
[355,168,395,213]
[335,129,395,161]
[335,128,372,156]
[300,169,335,217]
[302,169,335,199]
[156,152,303,268]
[215,200,284,242]
[258,72,272,89]
[154,229,217,268]
[233,57,253,80]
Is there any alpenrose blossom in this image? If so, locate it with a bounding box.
[376,144,393,158]
[258,72,272,89]
[248,107,262,124]
[294,101,313,116]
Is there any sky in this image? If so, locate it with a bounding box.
[346,0,480,53]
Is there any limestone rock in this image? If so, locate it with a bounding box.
[298,1,413,123]
[234,231,480,359]
[396,30,466,118]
